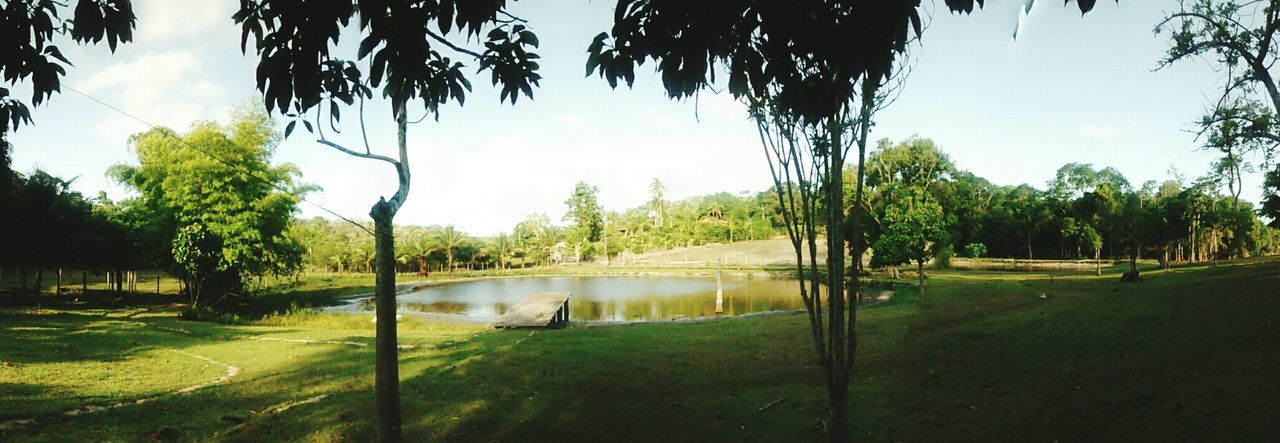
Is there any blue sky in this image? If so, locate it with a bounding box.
[9,1,1257,236]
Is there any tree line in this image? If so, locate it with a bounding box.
[292,179,789,273]
[1,106,309,309]
[0,170,139,292]
[855,136,1280,280]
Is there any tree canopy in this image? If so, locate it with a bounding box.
[109,109,307,306]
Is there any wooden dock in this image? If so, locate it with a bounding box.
[492,292,571,329]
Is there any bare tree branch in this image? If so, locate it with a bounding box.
[426,29,483,60]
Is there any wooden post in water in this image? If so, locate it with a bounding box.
[56,268,62,294]
[715,260,724,315]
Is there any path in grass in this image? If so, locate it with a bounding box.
[0,347,239,431]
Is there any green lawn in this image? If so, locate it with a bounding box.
[1,258,1277,441]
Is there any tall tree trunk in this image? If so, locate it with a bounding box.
[917,259,925,294]
[34,268,44,293]
[848,90,871,438]
[372,200,401,442]
[825,119,849,443]
[1095,248,1102,276]
[1027,231,1034,260]
[367,105,412,443]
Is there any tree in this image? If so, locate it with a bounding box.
[1264,166,1280,226]
[492,232,514,269]
[869,187,946,293]
[1064,218,1104,273]
[109,109,307,307]
[563,182,602,262]
[648,178,666,227]
[1048,162,1099,200]
[588,1,1109,439]
[584,1,1103,438]
[234,2,541,439]
[515,213,555,266]
[1158,1,1280,214]
[436,225,464,273]
[865,136,956,191]
[1006,185,1053,260]
[1,0,137,176]
[591,2,933,437]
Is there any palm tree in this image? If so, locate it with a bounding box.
[436,225,464,273]
[398,229,436,275]
[704,201,724,220]
[649,178,666,227]
[494,232,513,270]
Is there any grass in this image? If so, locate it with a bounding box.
[1,257,1277,441]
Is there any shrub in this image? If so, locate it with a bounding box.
[934,245,955,270]
[963,243,987,259]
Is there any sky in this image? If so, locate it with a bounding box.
[8,1,1262,236]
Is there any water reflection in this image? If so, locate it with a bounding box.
[370,276,887,322]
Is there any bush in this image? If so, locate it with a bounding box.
[179,306,244,324]
[934,245,954,270]
[963,243,987,259]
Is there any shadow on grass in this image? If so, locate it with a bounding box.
[871,257,1280,441]
[16,313,848,442]
[6,257,1277,441]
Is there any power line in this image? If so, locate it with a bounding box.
[977,91,1205,119]
[63,84,376,237]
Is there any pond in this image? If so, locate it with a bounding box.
[351,276,890,322]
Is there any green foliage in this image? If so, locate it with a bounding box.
[0,0,136,131]
[563,182,603,261]
[0,169,138,288]
[1264,165,1280,227]
[865,136,955,190]
[962,243,987,259]
[233,0,541,127]
[110,108,307,304]
[869,187,946,268]
[934,244,955,270]
[587,1,1045,124]
[862,135,1275,263]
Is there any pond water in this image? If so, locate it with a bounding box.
[356,276,889,322]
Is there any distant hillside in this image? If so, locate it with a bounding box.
[612,238,826,268]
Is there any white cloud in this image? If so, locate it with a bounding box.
[695,93,749,121]
[552,114,589,127]
[1077,122,1119,139]
[135,1,236,43]
[80,51,227,139]
[638,110,681,129]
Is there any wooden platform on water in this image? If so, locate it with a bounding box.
[492,292,571,329]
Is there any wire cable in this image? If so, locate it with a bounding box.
[63,84,376,237]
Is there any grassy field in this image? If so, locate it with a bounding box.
[1,257,1277,441]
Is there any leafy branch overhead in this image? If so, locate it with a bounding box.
[0,0,137,131]
[584,0,1109,125]
[233,0,541,133]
